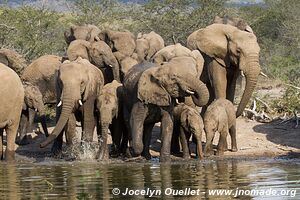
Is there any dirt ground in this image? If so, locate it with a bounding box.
[12,116,300,162]
[11,77,300,162]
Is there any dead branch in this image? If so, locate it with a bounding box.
[255,97,273,113]
[0,24,16,30]
[284,83,300,90]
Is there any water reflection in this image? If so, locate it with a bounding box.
[0,159,299,199]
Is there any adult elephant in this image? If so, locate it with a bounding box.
[0,63,24,161]
[40,58,104,154]
[135,31,165,62]
[64,24,101,44]
[67,39,120,83]
[187,24,261,117]
[0,48,27,75]
[18,55,62,145]
[99,30,138,80]
[123,61,209,162]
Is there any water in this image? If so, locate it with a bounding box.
[0,159,299,199]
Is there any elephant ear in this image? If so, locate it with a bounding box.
[0,53,9,66]
[137,67,171,106]
[194,24,230,67]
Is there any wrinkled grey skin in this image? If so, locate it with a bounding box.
[172,103,205,159]
[40,58,104,155]
[96,80,128,160]
[64,24,101,44]
[123,61,209,162]
[135,31,165,62]
[0,64,24,161]
[0,48,27,76]
[204,98,237,156]
[187,24,261,117]
[18,55,62,145]
[67,39,120,83]
[213,15,254,33]
[99,30,137,81]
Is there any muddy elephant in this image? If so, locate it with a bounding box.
[0,63,24,161]
[123,61,209,162]
[213,15,254,33]
[96,80,127,160]
[18,55,62,145]
[0,48,27,75]
[99,30,137,79]
[64,24,101,44]
[40,58,104,154]
[135,31,165,62]
[153,43,204,78]
[187,24,261,117]
[172,103,204,159]
[204,98,236,156]
[67,39,120,83]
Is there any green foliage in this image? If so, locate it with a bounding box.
[272,87,300,114]
[0,6,68,60]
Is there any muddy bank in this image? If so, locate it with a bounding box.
[10,117,299,163]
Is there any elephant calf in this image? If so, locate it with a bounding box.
[172,103,205,159]
[204,98,237,156]
[96,80,128,160]
[0,63,24,160]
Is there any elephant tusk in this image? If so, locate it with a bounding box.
[57,101,62,107]
[109,64,113,68]
[240,71,245,77]
[260,71,268,78]
[175,99,180,105]
[35,108,38,112]
[186,89,195,95]
[79,100,83,106]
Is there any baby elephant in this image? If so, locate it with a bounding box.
[173,103,204,159]
[96,80,127,160]
[204,98,237,156]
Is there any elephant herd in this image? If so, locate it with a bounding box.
[0,16,262,162]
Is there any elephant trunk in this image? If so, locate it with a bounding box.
[186,76,209,107]
[98,122,109,159]
[40,89,75,148]
[236,62,260,117]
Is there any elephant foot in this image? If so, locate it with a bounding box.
[182,153,190,160]
[231,146,238,152]
[216,150,224,156]
[141,150,152,160]
[5,150,15,161]
[16,135,30,146]
[51,140,63,157]
[110,144,120,158]
[160,154,171,162]
[204,149,214,157]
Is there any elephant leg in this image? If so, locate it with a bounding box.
[5,123,19,161]
[16,111,30,145]
[217,128,229,156]
[141,123,155,160]
[51,105,63,155]
[226,69,239,102]
[209,60,227,99]
[0,129,3,160]
[160,109,173,162]
[179,127,190,159]
[171,123,180,155]
[130,102,148,156]
[65,114,77,146]
[81,99,96,143]
[40,115,49,137]
[27,108,36,133]
[204,129,214,157]
[230,123,237,152]
[194,132,203,160]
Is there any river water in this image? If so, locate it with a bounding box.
[0,158,299,199]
